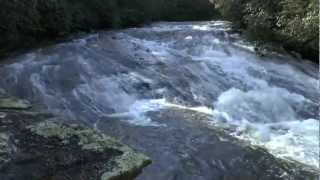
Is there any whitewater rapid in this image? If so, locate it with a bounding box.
[0,21,318,169]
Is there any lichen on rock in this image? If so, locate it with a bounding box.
[102,151,152,180]
[0,96,151,180]
[0,97,31,110]
[0,133,10,165]
[28,119,123,152]
[25,118,152,180]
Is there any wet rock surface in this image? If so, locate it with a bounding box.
[0,21,318,180]
[0,95,151,180]
[98,108,319,180]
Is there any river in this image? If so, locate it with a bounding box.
[0,21,318,179]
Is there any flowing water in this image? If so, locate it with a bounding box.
[0,21,319,179]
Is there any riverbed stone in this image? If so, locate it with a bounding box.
[0,112,6,119]
[100,107,320,179]
[0,98,151,180]
[0,132,10,165]
[0,97,31,110]
[0,88,6,97]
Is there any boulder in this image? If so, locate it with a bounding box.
[0,97,31,110]
[0,97,151,180]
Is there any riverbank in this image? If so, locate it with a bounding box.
[0,0,217,59]
[1,1,318,62]
[213,0,319,62]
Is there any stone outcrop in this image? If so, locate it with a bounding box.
[0,92,151,180]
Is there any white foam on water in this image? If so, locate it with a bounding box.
[3,21,317,170]
[192,25,210,31]
[149,21,231,32]
[123,22,319,169]
[190,30,320,168]
[211,87,320,168]
[234,41,256,52]
[213,88,301,123]
[126,98,214,126]
[150,24,185,32]
[192,21,231,31]
[262,119,319,167]
[127,35,172,61]
[127,99,167,126]
[185,36,193,40]
[230,119,319,168]
[124,93,319,169]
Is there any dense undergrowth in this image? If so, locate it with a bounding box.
[1,0,318,62]
[0,0,217,57]
[214,0,319,61]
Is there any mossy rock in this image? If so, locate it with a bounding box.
[0,98,151,180]
[0,133,10,165]
[26,119,152,180]
[0,97,31,110]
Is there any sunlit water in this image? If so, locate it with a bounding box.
[0,21,318,169]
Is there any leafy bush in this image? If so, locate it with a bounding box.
[214,0,319,61]
[0,0,218,56]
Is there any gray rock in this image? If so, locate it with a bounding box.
[0,112,6,119]
[0,88,6,97]
[0,133,10,165]
[0,99,151,180]
[0,97,31,110]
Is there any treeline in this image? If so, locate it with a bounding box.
[0,0,217,56]
[213,0,319,61]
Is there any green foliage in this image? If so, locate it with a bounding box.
[160,0,217,21]
[214,0,319,61]
[0,0,218,56]
[0,0,120,55]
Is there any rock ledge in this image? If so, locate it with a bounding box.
[0,95,151,180]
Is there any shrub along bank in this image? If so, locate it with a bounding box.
[213,0,319,61]
[0,0,217,57]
